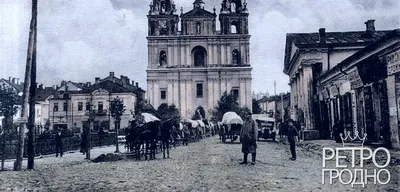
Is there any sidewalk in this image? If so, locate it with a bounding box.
[2,145,126,170]
[277,137,400,166]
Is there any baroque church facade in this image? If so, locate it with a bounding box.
[146,0,252,118]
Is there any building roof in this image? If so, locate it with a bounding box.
[79,80,132,94]
[318,29,400,82]
[287,31,388,47]
[181,7,215,18]
[284,29,390,74]
[98,73,145,94]
[35,88,54,101]
[0,78,24,93]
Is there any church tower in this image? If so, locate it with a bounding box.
[147,0,252,118]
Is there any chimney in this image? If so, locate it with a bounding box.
[132,80,135,85]
[135,82,139,88]
[365,19,375,32]
[12,78,15,84]
[39,84,43,90]
[95,77,100,83]
[110,72,114,77]
[16,78,19,84]
[319,28,326,44]
[86,82,91,87]
[8,77,11,81]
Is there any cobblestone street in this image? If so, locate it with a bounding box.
[1,137,399,192]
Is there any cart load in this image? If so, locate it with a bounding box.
[220,112,243,143]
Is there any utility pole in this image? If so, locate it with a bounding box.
[27,0,38,170]
[14,0,37,171]
[274,81,276,96]
[281,93,284,121]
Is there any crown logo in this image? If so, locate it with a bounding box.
[339,131,367,148]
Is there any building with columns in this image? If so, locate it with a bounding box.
[283,20,389,139]
[146,0,252,118]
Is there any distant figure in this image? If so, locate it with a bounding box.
[333,120,344,143]
[182,124,190,146]
[55,130,63,157]
[287,119,299,161]
[80,129,87,155]
[240,112,258,165]
[278,121,284,138]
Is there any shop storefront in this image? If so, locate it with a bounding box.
[317,29,400,149]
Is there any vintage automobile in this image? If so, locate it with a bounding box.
[252,114,276,141]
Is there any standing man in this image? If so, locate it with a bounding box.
[287,119,299,161]
[240,112,258,165]
[55,129,63,157]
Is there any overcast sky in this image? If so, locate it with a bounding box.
[1,0,400,95]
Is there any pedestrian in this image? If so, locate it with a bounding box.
[287,119,299,161]
[239,112,258,165]
[278,121,284,139]
[55,129,63,157]
[332,120,344,143]
[80,129,87,155]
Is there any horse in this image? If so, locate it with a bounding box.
[160,117,180,158]
[126,120,159,160]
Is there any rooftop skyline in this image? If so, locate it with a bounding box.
[1,0,400,93]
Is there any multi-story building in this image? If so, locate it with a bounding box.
[146,0,252,118]
[318,29,400,149]
[49,72,145,132]
[283,20,389,139]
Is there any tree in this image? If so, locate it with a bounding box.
[252,98,262,114]
[110,97,126,153]
[134,99,156,116]
[210,91,250,122]
[157,103,179,120]
[0,87,19,171]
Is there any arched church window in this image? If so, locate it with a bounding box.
[159,50,167,66]
[196,22,201,35]
[232,50,241,65]
[231,21,239,34]
[192,46,206,67]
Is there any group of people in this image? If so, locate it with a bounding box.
[239,114,300,165]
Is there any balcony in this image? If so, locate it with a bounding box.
[93,109,107,116]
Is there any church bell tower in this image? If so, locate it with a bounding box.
[148,0,179,36]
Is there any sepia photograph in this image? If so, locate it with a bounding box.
[0,0,399,191]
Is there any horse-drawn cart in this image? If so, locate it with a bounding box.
[220,112,243,143]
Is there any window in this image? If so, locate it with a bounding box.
[184,22,188,35]
[232,50,240,65]
[78,102,83,111]
[196,83,203,98]
[98,102,103,112]
[196,22,201,34]
[231,21,239,34]
[63,102,68,111]
[232,88,239,99]
[192,46,206,67]
[86,102,91,111]
[54,103,59,111]
[159,51,167,66]
[160,90,167,100]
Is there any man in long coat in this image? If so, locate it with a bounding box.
[55,129,63,157]
[240,112,258,165]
